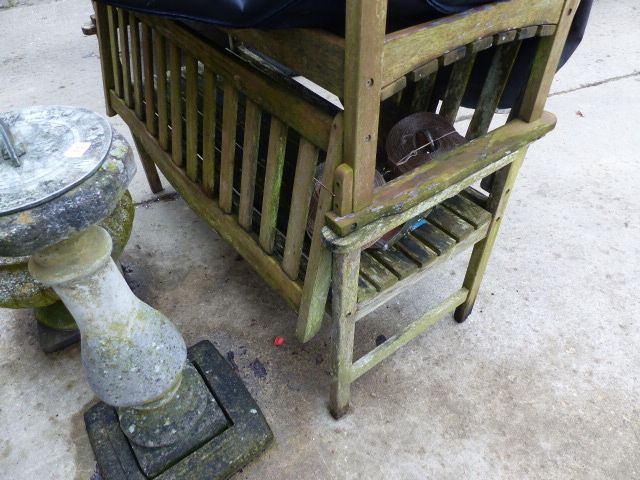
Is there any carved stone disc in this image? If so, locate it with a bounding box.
[0,106,112,216]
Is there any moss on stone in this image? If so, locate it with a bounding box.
[0,190,135,309]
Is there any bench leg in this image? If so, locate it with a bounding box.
[329,250,360,419]
[455,148,527,322]
[132,135,164,193]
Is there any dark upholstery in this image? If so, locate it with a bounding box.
[95,0,592,107]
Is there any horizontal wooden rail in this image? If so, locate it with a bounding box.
[351,288,469,381]
[324,111,557,244]
[382,0,563,87]
[137,13,338,151]
[222,27,345,98]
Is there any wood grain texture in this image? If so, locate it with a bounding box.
[518,0,581,122]
[141,23,156,136]
[219,83,239,213]
[259,118,288,254]
[296,114,343,343]
[359,252,398,291]
[329,250,360,419]
[466,40,522,140]
[201,66,217,197]
[117,9,132,108]
[129,13,144,119]
[185,54,199,182]
[333,164,354,217]
[169,43,183,167]
[383,0,563,85]
[237,100,262,229]
[325,112,556,239]
[282,139,319,280]
[222,27,345,98]
[154,32,169,150]
[343,0,387,212]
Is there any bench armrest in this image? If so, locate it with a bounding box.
[323,111,556,252]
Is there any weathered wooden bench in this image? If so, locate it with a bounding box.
[91,0,580,417]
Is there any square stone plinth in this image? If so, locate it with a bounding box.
[84,340,273,479]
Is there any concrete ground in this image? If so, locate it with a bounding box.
[1,0,639,478]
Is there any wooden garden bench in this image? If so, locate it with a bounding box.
[91,0,581,417]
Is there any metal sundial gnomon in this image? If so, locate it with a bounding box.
[0,106,113,216]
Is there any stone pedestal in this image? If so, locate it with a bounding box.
[85,341,273,480]
[2,106,271,479]
[30,226,272,478]
[0,190,135,353]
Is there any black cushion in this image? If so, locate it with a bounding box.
[96,0,592,108]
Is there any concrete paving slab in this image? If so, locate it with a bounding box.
[1,1,640,479]
[551,0,640,94]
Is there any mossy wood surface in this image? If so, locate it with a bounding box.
[382,0,562,86]
[118,100,304,312]
[296,115,344,342]
[94,0,576,416]
[325,112,556,240]
[138,14,337,151]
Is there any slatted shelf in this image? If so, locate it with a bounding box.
[354,190,490,319]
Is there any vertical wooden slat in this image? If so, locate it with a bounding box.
[169,43,183,167]
[154,32,169,150]
[282,139,319,280]
[238,99,262,229]
[333,164,354,217]
[129,13,143,119]
[141,22,156,136]
[343,0,387,212]
[410,71,438,113]
[185,54,198,182]
[466,40,522,140]
[107,6,123,98]
[219,83,239,213]
[329,249,361,419]
[92,2,115,116]
[439,53,477,123]
[399,60,438,114]
[259,118,288,253]
[518,0,581,122]
[455,147,527,322]
[201,66,217,197]
[117,9,132,107]
[297,114,343,343]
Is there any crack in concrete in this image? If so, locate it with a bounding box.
[550,70,640,97]
[133,192,180,207]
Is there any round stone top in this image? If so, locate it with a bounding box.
[0,106,113,216]
[0,106,136,257]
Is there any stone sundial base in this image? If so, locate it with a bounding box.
[1,106,271,479]
[36,318,81,353]
[85,340,273,480]
[0,190,134,354]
